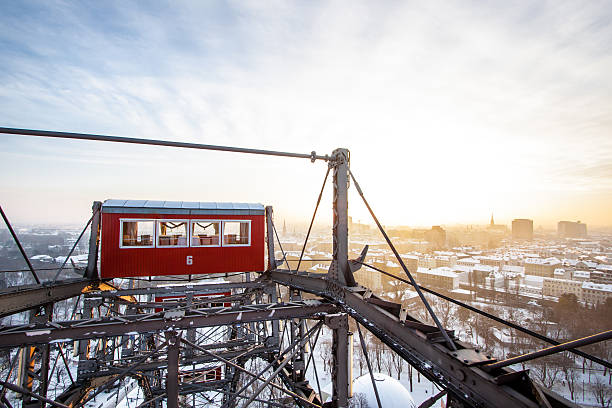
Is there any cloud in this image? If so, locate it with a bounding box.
[1,0,612,225]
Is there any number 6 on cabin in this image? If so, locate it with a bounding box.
[186,255,193,265]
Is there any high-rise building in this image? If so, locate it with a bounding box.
[512,218,533,240]
[557,221,587,238]
[425,226,446,248]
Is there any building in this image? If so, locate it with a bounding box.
[425,226,446,248]
[418,256,436,269]
[415,267,459,290]
[581,282,612,305]
[354,267,382,290]
[451,265,472,283]
[571,270,590,282]
[501,265,524,277]
[487,213,507,233]
[542,278,583,299]
[485,272,504,288]
[434,255,457,268]
[349,216,372,235]
[457,257,480,268]
[591,265,612,284]
[472,264,498,284]
[524,257,561,278]
[557,221,587,238]
[553,268,571,280]
[512,219,533,241]
[401,255,419,273]
[479,256,505,268]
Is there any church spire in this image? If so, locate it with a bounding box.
[490,213,494,226]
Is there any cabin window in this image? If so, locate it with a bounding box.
[157,220,188,247]
[223,221,250,246]
[191,221,221,247]
[205,369,219,381]
[121,220,155,247]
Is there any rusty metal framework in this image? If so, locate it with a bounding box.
[0,127,608,408]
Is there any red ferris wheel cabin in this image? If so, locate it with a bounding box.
[100,199,265,278]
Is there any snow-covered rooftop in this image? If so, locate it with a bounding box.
[582,282,612,292]
[418,267,458,278]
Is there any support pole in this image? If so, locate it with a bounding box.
[330,148,355,287]
[266,206,276,271]
[166,333,180,408]
[85,201,102,280]
[38,303,53,406]
[18,303,52,408]
[327,148,354,408]
[326,314,349,408]
[76,298,97,375]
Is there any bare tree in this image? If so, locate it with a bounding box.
[349,392,370,408]
[368,337,384,373]
[408,364,414,392]
[383,349,394,377]
[591,377,612,408]
[391,350,404,380]
[562,365,579,401]
[355,338,367,376]
[531,360,562,389]
[319,341,333,374]
[433,298,457,329]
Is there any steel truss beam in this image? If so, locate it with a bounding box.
[89,280,266,297]
[0,300,337,348]
[0,279,90,318]
[268,270,581,408]
[79,344,273,378]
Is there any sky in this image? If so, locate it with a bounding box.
[1,1,611,229]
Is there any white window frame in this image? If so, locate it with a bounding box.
[222,220,251,247]
[190,220,222,248]
[119,219,156,249]
[156,219,190,248]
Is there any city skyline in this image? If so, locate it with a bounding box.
[1,1,612,227]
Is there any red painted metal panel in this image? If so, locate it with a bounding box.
[100,212,264,278]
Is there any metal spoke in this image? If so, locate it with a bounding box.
[0,205,40,284]
[348,168,456,351]
[181,338,321,408]
[52,211,96,282]
[356,322,382,408]
[296,167,330,272]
